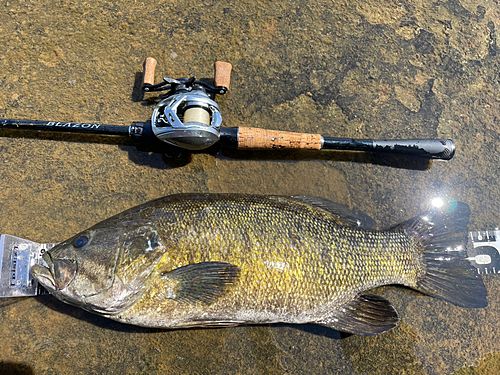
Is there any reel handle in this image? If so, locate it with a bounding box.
[214,61,232,89]
[143,57,157,87]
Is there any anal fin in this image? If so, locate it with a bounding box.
[316,294,399,336]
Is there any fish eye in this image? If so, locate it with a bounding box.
[73,235,89,248]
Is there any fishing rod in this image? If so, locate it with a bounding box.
[0,58,455,160]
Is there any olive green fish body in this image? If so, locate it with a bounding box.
[31,194,487,335]
[118,195,417,326]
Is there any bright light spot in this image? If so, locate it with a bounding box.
[431,197,444,208]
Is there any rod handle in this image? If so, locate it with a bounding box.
[237,127,323,150]
[215,61,232,89]
[143,57,157,87]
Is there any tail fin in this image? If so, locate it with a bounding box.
[396,202,487,308]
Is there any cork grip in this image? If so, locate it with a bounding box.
[143,57,157,86]
[237,127,323,150]
[215,61,232,89]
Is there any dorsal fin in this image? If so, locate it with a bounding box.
[284,196,377,230]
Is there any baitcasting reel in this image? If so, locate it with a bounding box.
[142,58,231,150]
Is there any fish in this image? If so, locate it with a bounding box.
[30,194,487,336]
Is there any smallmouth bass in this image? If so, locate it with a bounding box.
[31,194,487,335]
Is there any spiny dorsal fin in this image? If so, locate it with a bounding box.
[160,262,240,305]
[285,196,377,230]
[315,294,399,336]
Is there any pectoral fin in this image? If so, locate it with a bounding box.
[316,294,399,336]
[160,262,240,305]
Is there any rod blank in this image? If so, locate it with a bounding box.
[0,119,130,136]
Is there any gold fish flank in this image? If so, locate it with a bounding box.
[147,197,417,311]
[31,194,487,335]
[115,196,420,322]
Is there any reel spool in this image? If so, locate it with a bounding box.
[143,58,231,150]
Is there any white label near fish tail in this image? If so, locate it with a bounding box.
[468,230,500,274]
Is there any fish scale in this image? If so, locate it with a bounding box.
[130,196,420,319]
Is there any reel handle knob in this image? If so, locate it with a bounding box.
[143,57,157,88]
[215,61,232,89]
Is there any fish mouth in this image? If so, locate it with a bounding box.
[31,253,77,291]
[31,263,57,291]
